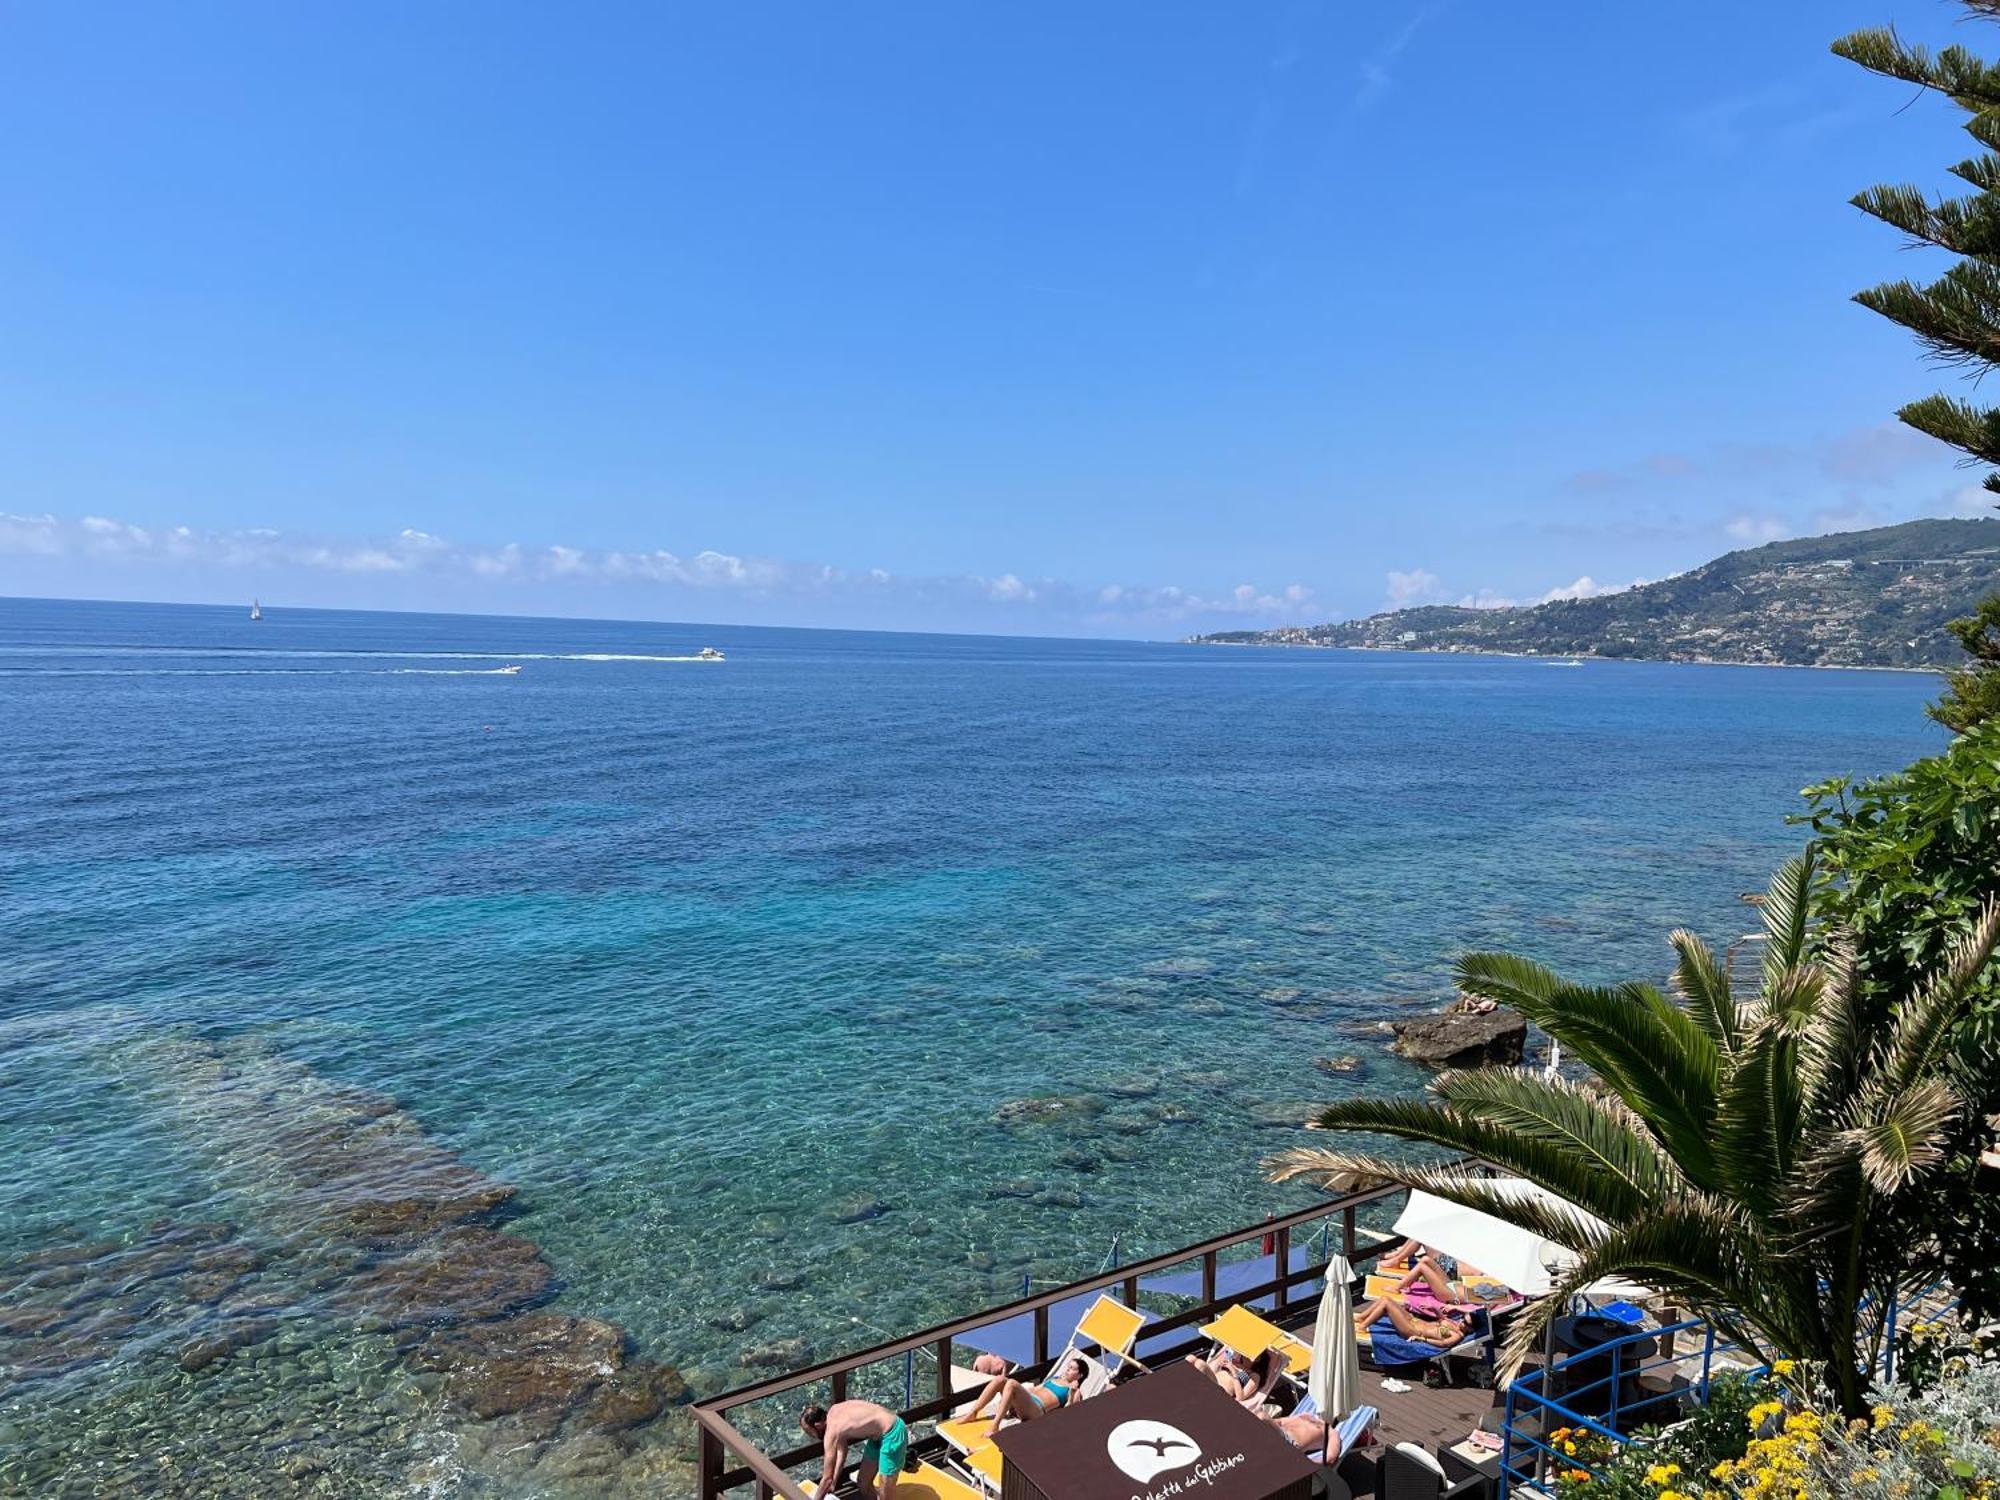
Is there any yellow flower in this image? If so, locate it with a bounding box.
[1872,1404,1895,1430]
[1770,1358,1795,1376]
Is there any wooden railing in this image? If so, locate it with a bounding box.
[690,1178,1417,1499]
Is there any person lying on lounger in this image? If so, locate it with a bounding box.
[1394,1254,1471,1307]
[1184,1345,1284,1411]
[1269,1405,1375,1464]
[1354,1294,1469,1351]
[801,1399,908,1499]
[966,1353,1088,1437]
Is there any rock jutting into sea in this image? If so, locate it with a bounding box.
[1388,1006,1528,1069]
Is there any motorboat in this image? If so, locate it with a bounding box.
[698,647,725,660]
[497,664,522,675]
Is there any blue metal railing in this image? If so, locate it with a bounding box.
[1497,1275,1965,1498]
[1499,1316,1759,1497]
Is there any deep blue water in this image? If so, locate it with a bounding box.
[0,596,1942,1496]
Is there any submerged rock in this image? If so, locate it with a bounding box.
[1313,1054,1367,1077]
[576,1361,691,1431]
[992,1094,1103,1126]
[337,1226,553,1329]
[414,1312,643,1436]
[175,1316,280,1373]
[830,1193,892,1225]
[1391,1008,1527,1069]
[738,1336,812,1370]
[704,1304,765,1333]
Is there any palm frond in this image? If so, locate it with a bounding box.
[1669,928,1741,1056]
[1455,951,1566,1012]
[1710,1027,1799,1216]
[1759,856,1816,993]
[1853,1077,1962,1193]
[1294,1096,1658,1226]
[1491,1200,1778,1378]
[1263,1152,1627,1260]
[1795,936,1864,1118]
[1427,1068,1676,1202]
[1871,895,2000,1097]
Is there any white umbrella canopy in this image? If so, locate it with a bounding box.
[1390,1182,1643,1298]
[1308,1254,1362,1419]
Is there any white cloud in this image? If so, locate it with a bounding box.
[1724,514,1790,544]
[1452,575,1648,611]
[1385,568,1445,607]
[0,510,1325,634]
[986,572,1033,602]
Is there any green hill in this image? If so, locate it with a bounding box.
[1191,518,2000,668]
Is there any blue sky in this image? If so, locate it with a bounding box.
[1,1,1992,636]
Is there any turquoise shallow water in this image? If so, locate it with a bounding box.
[0,596,1943,1495]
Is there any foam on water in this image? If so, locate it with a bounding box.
[0,596,1945,1497]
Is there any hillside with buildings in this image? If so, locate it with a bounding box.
[1191,518,2000,668]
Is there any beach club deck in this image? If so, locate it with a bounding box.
[691,1178,1513,1500]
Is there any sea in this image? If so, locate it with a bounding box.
[0,595,1944,1497]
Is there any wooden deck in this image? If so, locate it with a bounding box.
[1355,1365,1503,1454]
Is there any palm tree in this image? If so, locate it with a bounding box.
[1267,857,1999,1418]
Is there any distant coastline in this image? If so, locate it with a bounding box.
[1186,638,1945,676]
[1186,518,1996,673]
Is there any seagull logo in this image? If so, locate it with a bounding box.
[1107,1420,1203,1483]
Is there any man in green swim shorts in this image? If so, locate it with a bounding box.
[801,1398,907,1497]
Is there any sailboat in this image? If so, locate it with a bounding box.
[250,600,263,621]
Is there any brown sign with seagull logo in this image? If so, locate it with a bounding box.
[992,1359,1316,1500]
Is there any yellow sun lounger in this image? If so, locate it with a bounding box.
[1197,1303,1313,1375]
[904,1463,986,1500]
[963,1444,1004,1488]
[1062,1293,1147,1373]
[936,1416,996,1454]
[806,1461,985,1500]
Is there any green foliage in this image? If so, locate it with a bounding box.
[1798,719,2000,1324]
[1266,856,2000,1417]
[1552,1372,1764,1499]
[1837,6,2000,733]
[1932,595,2000,732]
[1836,8,2000,490]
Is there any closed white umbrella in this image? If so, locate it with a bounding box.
[1308,1254,1362,1420]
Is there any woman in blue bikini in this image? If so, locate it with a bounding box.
[967,1354,1088,1438]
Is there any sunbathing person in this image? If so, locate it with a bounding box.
[1184,1345,1284,1411]
[966,1354,1087,1437]
[1355,1294,1468,1350]
[1394,1255,1470,1308]
[801,1399,909,1499]
[1269,1406,1374,1464]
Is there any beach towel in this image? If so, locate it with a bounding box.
[1366,1318,1456,1366]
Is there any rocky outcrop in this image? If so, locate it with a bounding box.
[0,1034,699,1499]
[1390,1007,1527,1069]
